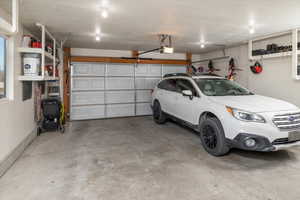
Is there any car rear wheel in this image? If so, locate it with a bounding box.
[199,117,229,156]
[153,101,167,124]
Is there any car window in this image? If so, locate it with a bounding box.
[194,78,253,96]
[176,79,197,96]
[157,79,177,92]
[157,80,166,89]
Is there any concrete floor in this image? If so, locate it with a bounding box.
[1,116,300,200]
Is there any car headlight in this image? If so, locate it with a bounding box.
[226,106,266,123]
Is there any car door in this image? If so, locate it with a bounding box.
[156,78,178,116]
[174,78,201,124]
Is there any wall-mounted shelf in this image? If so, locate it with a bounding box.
[18,47,42,54]
[248,28,300,80]
[18,23,61,82]
[251,50,300,60]
[18,75,59,81]
[18,47,59,63]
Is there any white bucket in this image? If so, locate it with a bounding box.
[22,35,32,47]
[23,54,40,75]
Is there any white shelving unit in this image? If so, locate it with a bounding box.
[248,28,300,80]
[18,23,61,81]
[19,75,59,81]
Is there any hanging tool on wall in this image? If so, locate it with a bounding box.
[227,58,242,80]
[207,60,220,74]
[250,61,263,74]
[197,66,205,73]
[186,65,197,75]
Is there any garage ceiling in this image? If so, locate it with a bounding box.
[7,0,300,53]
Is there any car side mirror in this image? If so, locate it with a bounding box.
[182,90,193,100]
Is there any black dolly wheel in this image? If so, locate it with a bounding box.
[153,101,167,124]
[199,117,229,156]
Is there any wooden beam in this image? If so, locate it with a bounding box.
[186,52,192,65]
[132,50,139,58]
[71,56,188,65]
[63,47,71,121]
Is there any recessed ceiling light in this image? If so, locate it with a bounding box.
[96,28,101,35]
[102,10,108,18]
[249,26,255,34]
[200,44,205,48]
[96,35,101,41]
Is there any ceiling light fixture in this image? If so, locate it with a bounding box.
[96,35,101,41]
[101,9,108,18]
[96,28,101,35]
[249,26,255,34]
[200,43,205,48]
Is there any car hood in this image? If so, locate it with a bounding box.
[208,95,298,113]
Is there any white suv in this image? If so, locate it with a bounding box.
[151,73,300,156]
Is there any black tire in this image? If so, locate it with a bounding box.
[153,101,167,124]
[199,117,229,156]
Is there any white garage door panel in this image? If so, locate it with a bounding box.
[136,90,151,102]
[149,64,162,76]
[106,78,134,90]
[71,62,187,120]
[72,78,105,91]
[71,105,105,120]
[72,91,105,105]
[136,78,161,89]
[107,104,135,118]
[136,64,161,77]
[73,63,105,76]
[163,65,186,75]
[106,91,135,104]
[107,64,134,76]
[136,103,152,116]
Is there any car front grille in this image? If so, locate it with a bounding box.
[273,112,300,131]
[272,138,289,145]
[272,137,300,145]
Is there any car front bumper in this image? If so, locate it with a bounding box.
[228,133,300,152]
[273,141,300,151]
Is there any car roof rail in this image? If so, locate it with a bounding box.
[198,73,222,77]
[163,73,190,78]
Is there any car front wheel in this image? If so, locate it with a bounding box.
[199,117,229,156]
[153,101,167,124]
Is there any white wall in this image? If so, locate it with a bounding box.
[198,36,300,108]
[0,24,35,163]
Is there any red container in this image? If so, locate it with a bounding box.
[32,41,42,48]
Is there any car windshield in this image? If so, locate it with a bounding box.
[194,78,253,96]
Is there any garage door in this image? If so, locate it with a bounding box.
[70,62,186,120]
